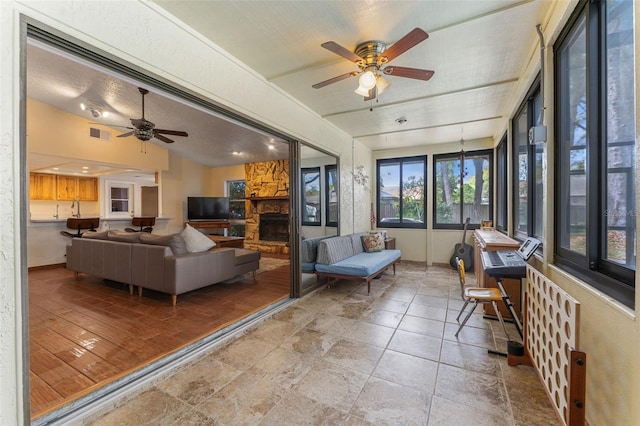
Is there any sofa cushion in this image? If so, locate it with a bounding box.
[361,233,385,253]
[108,230,142,243]
[316,235,355,265]
[301,235,335,263]
[82,230,109,240]
[181,223,215,253]
[234,248,261,266]
[315,250,401,277]
[139,233,188,255]
[350,233,367,255]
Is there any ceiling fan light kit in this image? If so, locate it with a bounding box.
[313,28,434,102]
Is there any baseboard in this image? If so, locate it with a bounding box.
[28,263,66,272]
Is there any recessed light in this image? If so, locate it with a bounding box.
[52,167,59,171]
[82,170,88,174]
[82,166,89,170]
[268,145,275,150]
[232,151,241,155]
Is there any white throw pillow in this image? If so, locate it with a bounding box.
[181,224,216,253]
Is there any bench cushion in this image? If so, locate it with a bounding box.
[315,250,401,277]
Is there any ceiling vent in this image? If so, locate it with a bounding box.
[89,127,111,141]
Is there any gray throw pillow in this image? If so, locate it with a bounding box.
[107,230,142,243]
[82,230,108,239]
[139,233,188,255]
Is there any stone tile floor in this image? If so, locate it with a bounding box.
[88,262,559,425]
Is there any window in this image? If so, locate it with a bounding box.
[376,156,427,229]
[226,180,246,237]
[107,182,133,218]
[512,82,544,242]
[302,167,321,226]
[496,134,508,232]
[555,0,635,307]
[434,150,493,229]
[325,164,338,227]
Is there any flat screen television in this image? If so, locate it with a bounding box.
[187,196,230,221]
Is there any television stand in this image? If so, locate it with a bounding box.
[186,220,231,235]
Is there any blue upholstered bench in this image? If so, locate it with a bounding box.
[314,233,401,294]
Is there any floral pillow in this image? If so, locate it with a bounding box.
[361,233,385,253]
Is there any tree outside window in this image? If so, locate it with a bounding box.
[434,150,492,228]
[376,156,426,229]
[227,180,245,237]
[302,168,321,226]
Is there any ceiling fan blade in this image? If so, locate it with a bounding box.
[321,41,363,64]
[117,131,135,138]
[155,129,188,137]
[312,71,359,89]
[383,66,434,81]
[154,133,175,144]
[379,28,429,63]
[364,86,377,101]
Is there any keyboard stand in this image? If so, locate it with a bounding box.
[496,278,523,339]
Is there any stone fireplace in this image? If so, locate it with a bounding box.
[259,213,289,242]
[243,160,290,255]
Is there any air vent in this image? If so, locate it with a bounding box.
[89,127,111,141]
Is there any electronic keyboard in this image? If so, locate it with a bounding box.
[481,237,541,279]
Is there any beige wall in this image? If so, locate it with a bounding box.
[209,164,245,196]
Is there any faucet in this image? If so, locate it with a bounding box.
[71,198,81,218]
[53,204,59,219]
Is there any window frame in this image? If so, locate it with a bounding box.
[432,149,494,230]
[301,167,321,226]
[376,156,427,229]
[495,134,508,233]
[553,0,635,307]
[324,164,338,228]
[512,79,544,243]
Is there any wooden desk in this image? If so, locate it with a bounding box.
[207,235,244,248]
[473,229,522,320]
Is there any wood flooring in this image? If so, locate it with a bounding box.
[28,261,290,419]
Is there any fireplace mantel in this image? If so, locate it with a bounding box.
[247,195,289,201]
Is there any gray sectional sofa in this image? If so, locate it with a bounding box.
[66,230,260,305]
[314,233,401,294]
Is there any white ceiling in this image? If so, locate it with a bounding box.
[27,0,553,172]
[154,0,552,149]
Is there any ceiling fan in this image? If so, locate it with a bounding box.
[312,28,434,101]
[112,87,188,144]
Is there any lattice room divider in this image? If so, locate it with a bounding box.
[508,266,587,426]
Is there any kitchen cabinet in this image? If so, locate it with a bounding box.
[55,176,77,201]
[77,177,98,201]
[29,173,56,200]
[29,173,98,201]
[56,175,98,201]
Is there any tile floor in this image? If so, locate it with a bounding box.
[88,263,559,425]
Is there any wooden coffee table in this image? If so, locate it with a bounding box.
[207,235,245,248]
